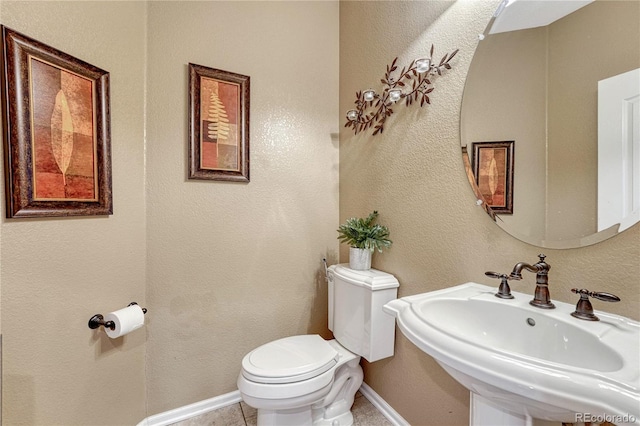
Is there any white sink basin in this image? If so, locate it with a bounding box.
[384,283,640,424]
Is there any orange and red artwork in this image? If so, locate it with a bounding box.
[188,63,249,182]
[30,57,97,201]
[477,148,506,205]
[472,141,514,214]
[199,77,240,171]
[2,25,112,218]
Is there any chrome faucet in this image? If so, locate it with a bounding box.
[509,254,555,309]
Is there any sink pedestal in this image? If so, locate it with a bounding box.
[470,393,532,426]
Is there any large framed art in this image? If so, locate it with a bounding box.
[1,26,112,218]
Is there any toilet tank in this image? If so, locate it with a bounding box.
[327,264,399,362]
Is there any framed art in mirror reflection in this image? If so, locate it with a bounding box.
[472,141,514,215]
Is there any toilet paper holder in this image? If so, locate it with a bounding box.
[88,302,148,330]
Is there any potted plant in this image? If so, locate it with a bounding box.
[337,210,392,270]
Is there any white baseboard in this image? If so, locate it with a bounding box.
[359,382,410,426]
[136,390,242,426]
[137,383,408,426]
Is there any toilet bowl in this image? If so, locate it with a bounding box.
[237,265,400,426]
[238,336,363,426]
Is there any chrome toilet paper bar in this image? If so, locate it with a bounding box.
[88,302,148,330]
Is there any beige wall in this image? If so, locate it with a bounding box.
[144,1,339,415]
[0,0,340,422]
[340,1,640,425]
[0,1,147,425]
[0,0,638,424]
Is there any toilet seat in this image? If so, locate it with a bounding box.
[242,335,339,384]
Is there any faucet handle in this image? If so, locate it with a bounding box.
[485,271,515,299]
[570,288,620,321]
[571,288,620,302]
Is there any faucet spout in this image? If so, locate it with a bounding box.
[510,254,555,309]
[509,262,538,280]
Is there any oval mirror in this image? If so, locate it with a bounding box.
[460,0,640,249]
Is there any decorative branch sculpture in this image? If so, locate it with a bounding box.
[345,45,459,136]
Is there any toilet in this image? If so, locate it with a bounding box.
[237,264,399,426]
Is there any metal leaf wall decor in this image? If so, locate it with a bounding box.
[345,45,459,136]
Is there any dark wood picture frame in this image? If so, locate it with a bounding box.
[1,26,112,218]
[188,63,250,182]
[472,141,514,215]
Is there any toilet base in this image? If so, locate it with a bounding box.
[250,356,363,426]
[311,357,363,426]
[313,410,354,426]
[257,407,353,426]
[258,406,314,426]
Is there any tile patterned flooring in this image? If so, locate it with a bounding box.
[169,391,392,426]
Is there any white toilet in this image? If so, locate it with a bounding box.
[237,264,399,426]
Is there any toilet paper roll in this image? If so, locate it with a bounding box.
[104,304,145,339]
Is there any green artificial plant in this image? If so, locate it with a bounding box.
[337,211,392,253]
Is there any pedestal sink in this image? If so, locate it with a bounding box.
[383,283,640,425]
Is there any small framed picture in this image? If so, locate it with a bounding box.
[188,63,250,182]
[1,26,112,218]
[472,141,514,214]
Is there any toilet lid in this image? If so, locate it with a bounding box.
[242,335,339,384]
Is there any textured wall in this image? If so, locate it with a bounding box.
[0,1,147,424]
[340,1,640,425]
[0,1,637,424]
[0,1,338,421]
[144,1,339,415]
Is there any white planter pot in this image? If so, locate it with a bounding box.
[349,247,372,270]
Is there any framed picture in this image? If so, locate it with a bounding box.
[1,26,112,218]
[472,141,514,214]
[188,63,249,182]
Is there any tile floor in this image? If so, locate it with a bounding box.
[169,391,392,426]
